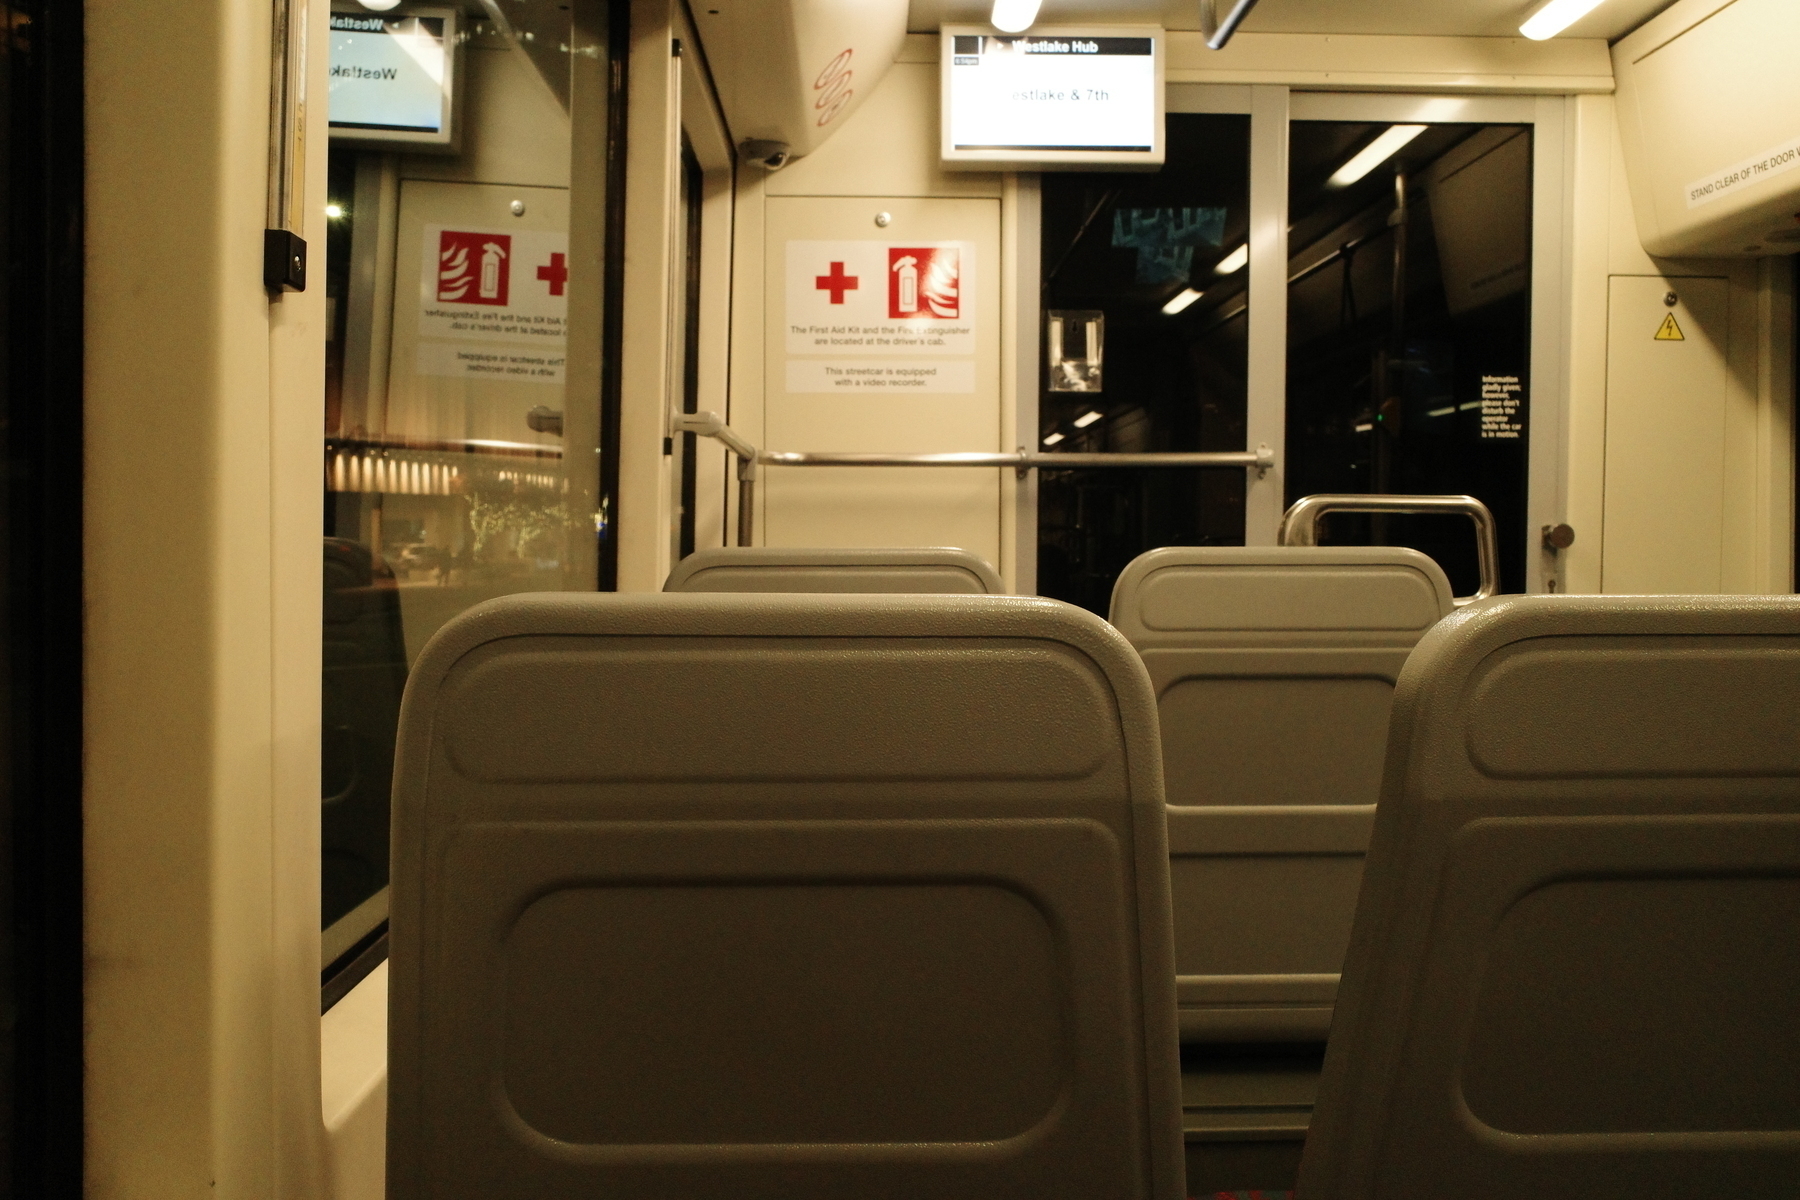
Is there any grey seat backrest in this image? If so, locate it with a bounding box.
[1108,546,1453,1042]
[388,592,1184,1200]
[664,546,1002,593]
[1298,595,1800,1200]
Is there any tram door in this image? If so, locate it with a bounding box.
[1285,120,1531,596]
[1038,114,1251,614]
[1039,102,1535,607]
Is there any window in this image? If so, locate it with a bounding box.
[1034,89,1561,608]
[1038,113,1252,612]
[0,0,86,1180]
[320,0,626,985]
[1286,120,1533,595]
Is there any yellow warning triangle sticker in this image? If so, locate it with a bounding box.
[1654,313,1685,341]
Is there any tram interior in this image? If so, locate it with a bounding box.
[308,0,1800,1193]
[24,0,1800,1196]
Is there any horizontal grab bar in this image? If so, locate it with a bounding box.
[674,411,1276,546]
[1277,493,1500,606]
[760,447,1275,473]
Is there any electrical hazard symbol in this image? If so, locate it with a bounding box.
[438,230,511,306]
[1654,313,1685,341]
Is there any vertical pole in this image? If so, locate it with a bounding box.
[1010,174,1042,594]
[1244,85,1290,545]
[1373,167,1408,532]
[737,473,755,546]
[1390,168,1409,346]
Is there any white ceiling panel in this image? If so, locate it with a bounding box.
[909,0,1677,39]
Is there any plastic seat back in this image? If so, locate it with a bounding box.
[388,591,1183,1200]
[1109,546,1453,1041]
[664,545,1001,593]
[1299,595,1800,1200]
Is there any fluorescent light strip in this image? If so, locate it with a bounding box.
[1328,125,1427,188]
[1042,431,1065,446]
[1520,0,1607,40]
[1073,411,1102,429]
[990,0,1041,33]
[1214,244,1248,275]
[1162,287,1204,316]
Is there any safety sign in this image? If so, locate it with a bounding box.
[1654,313,1685,341]
[417,224,569,383]
[786,240,976,357]
[1479,375,1524,440]
[1686,133,1800,209]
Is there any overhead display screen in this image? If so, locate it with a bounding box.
[329,7,458,149]
[941,26,1163,168]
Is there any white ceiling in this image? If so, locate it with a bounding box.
[908,0,1678,39]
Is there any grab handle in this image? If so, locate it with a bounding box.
[1277,493,1500,606]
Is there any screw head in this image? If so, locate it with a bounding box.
[1664,291,1678,307]
[510,200,526,216]
[874,211,892,228]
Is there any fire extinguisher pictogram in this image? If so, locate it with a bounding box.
[437,230,513,306]
[887,247,959,319]
[892,255,919,314]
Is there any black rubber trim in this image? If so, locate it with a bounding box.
[322,923,390,1014]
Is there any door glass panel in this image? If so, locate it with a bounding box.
[321,0,618,972]
[1285,121,1532,595]
[1038,113,1252,614]
[674,140,703,562]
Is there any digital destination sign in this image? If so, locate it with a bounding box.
[328,6,459,150]
[941,26,1163,168]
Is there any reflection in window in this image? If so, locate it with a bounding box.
[1038,113,1253,614]
[320,0,621,976]
[1286,122,1532,595]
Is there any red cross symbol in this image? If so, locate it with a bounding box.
[536,252,568,296]
[815,261,858,304]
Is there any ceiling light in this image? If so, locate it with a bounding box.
[1520,0,1607,40]
[1214,244,1248,275]
[357,0,402,10]
[990,0,1041,33]
[1328,124,1427,188]
[1073,411,1102,429]
[1042,431,1065,446]
[1162,287,1204,315]
[325,203,345,219]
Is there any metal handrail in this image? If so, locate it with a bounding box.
[1199,0,1262,49]
[761,448,1274,472]
[1277,493,1500,606]
[674,411,1275,548]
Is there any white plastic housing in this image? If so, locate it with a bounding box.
[1613,0,1800,257]
[697,0,909,164]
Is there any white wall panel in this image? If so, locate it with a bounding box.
[1602,275,1730,592]
[761,195,1003,563]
